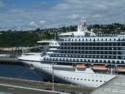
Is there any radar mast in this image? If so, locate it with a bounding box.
[77,17,88,32]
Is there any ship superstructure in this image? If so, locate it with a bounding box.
[18,18,125,88]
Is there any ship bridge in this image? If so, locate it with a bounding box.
[59,17,96,39]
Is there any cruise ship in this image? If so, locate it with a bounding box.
[18,18,125,88]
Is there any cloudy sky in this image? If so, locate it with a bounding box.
[0,0,125,30]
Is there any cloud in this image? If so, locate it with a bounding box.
[54,3,70,10]
[92,14,102,18]
[33,1,48,6]
[9,9,25,13]
[65,0,83,4]
[2,0,13,2]
[0,0,125,30]
[68,14,80,19]
[39,20,46,24]
[0,2,4,8]
[28,21,39,28]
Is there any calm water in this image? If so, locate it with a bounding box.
[0,64,43,81]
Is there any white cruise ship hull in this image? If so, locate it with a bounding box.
[23,61,116,88]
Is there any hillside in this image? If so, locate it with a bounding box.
[0,23,125,47]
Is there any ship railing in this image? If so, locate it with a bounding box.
[59,38,125,42]
[59,34,125,38]
[44,57,125,63]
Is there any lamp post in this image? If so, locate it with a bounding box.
[52,62,54,91]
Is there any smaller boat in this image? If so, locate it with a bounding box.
[117,66,125,72]
[76,64,86,68]
[92,64,108,70]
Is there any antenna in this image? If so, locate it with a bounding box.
[77,17,87,32]
[80,17,86,24]
[81,17,87,27]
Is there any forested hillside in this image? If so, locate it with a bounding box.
[0,23,125,47]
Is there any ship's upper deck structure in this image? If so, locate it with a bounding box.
[43,18,125,66]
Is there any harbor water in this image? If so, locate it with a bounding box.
[0,64,43,81]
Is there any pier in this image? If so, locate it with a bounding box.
[0,57,22,65]
[0,77,94,94]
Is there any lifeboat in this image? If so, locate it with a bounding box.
[76,64,86,68]
[117,66,125,72]
[92,64,108,70]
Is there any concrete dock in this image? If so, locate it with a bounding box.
[0,57,22,65]
[91,75,125,94]
[0,77,94,94]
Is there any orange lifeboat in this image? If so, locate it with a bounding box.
[117,66,125,72]
[92,64,108,70]
[76,64,86,68]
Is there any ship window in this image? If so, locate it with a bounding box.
[118,38,120,41]
[121,61,124,63]
[96,60,98,63]
[108,60,111,63]
[100,60,102,63]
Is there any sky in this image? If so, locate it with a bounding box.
[0,0,125,30]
